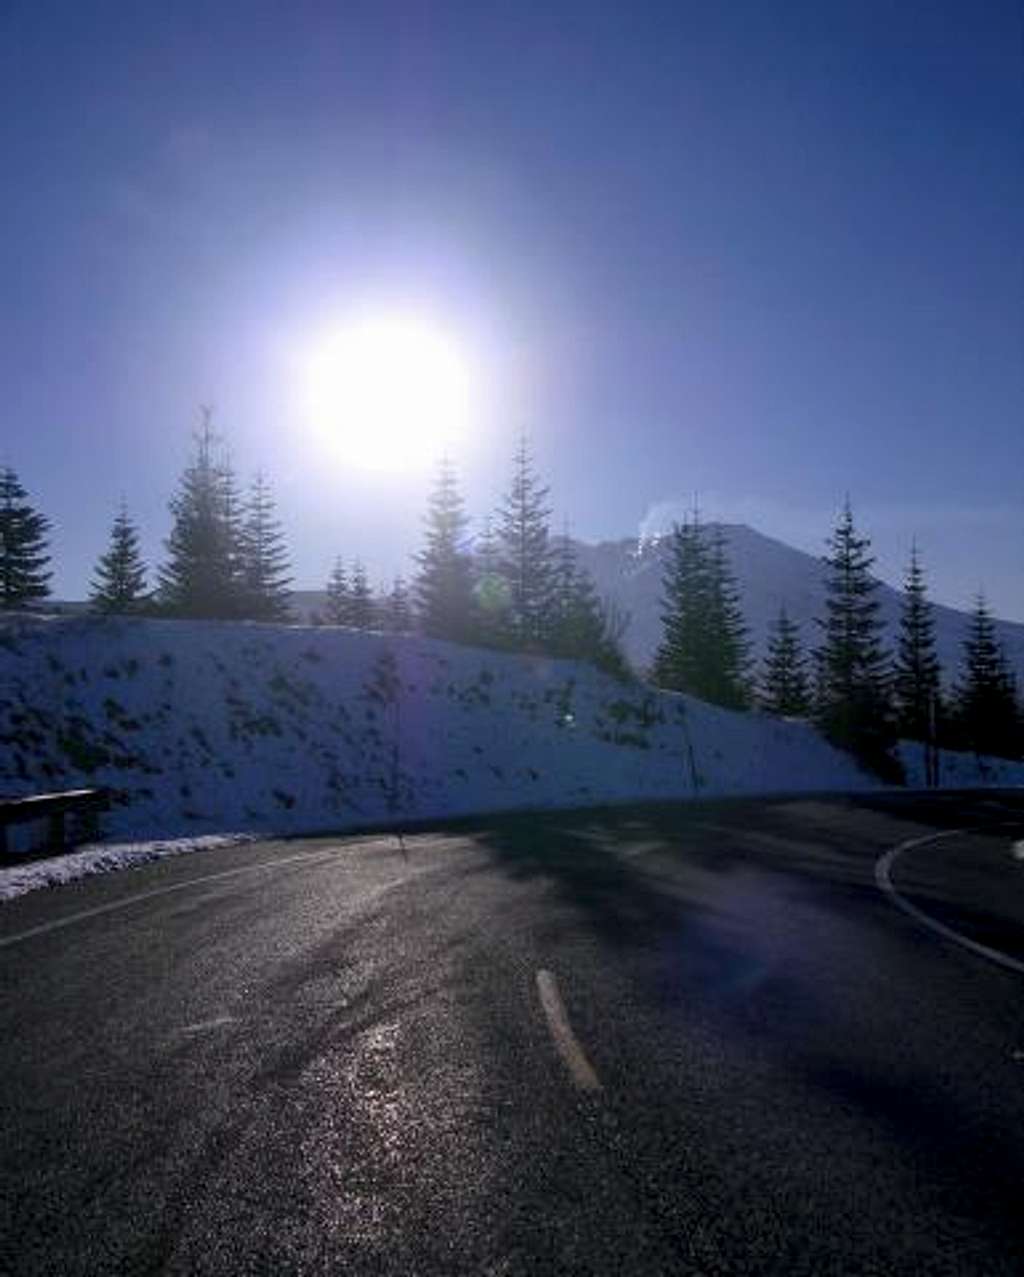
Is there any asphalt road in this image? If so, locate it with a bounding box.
[2,791,1024,1275]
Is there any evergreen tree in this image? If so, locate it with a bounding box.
[951,595,1021,759]
[475,515,501,580]
[892,544,941,743]
[494,437,556,649]
[651,516,710,695]
[218,450,246,609]
[413,457,477,642]
[324,558,350,625]
[0,466,51,609]
[651,516,749,707]
[813,501,897,776]
[703,526,751,708]
[548,533,601,653]
[547,533,628,676]
[471,515,511,643]
[238,472,292,620]
[157,411,242,618]
[90,502,148,613]
[760,606,810,716]
[383,575,414,633]
[348,560,376,629]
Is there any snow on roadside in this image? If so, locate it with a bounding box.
[0,613,880,845]
[3,613,1024,903]
[0,833,257,901]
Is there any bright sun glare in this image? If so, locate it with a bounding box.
[305,316,472,472]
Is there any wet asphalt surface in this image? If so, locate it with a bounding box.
[2,790,1023,1275]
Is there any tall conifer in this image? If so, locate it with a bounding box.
[651,517,710,695]
[952,595,1020,758]
[413,458,476,641]
[0,466,51,609]
[157,411,241,618]
[348,560,376,629]
[704,526,751,708]
[90,502,148,613]
[651,516,748,706]
[472,515,510,643]
[324,558,350,625]
[547,532,628,676]
[813,501,896,774]
[760,607,810,716]
[218,451,246,609]
[238,473,292,621]
[892,544,941,743]
[494,437,556,649]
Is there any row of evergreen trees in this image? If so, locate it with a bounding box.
[3,441,1020,765]
[0,414,295,622]
[650,503,1022,770]
[151,413,293,621]
[1,422,626,674]
[398,443,628,674]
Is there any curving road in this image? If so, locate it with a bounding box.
[2,792,1024,1275]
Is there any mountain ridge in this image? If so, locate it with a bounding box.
[51,523,1023,682]
[572,523,1024,680]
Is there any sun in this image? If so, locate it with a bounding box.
[305,315,472,471]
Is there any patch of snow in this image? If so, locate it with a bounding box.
[0,833,256,901]
[3,613,1024,901]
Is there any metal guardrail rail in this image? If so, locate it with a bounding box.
[0,789,109,856]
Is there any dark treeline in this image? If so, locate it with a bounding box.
[0,415,627,678]
[308,439,628,675]
[2,437,1021,769]
[649,500,1023,775]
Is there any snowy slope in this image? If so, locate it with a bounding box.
[573,526,1024,679]
[3,614,1023,869]
[0,613,894,843]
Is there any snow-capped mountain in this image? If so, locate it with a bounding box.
[575,525,1024,682]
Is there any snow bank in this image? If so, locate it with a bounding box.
[1,614,875,840]
[2,615,1022,889]
[0,834,255,901]
[897,740,1024,790]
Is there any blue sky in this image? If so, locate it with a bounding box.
[1,0,1021,617]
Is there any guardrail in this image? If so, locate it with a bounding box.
[0,789,109,857]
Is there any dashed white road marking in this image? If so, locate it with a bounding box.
[180,1016,238,1035]
[620,840,664,861]
[875,828,1024,977]
[535,969,602,1093]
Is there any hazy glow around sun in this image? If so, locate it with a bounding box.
[305,314,472,471]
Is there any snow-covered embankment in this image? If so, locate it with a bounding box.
[2,614,1022,897]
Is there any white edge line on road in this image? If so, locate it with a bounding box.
[875,827,1024,977]
[0,844,349,950]
[536,969,603,1093]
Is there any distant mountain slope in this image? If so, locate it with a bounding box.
[574,525,1024,681]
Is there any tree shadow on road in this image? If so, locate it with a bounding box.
[460,802,844,1015]
[805,1057,1024,1241]
[463,798,892,959]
